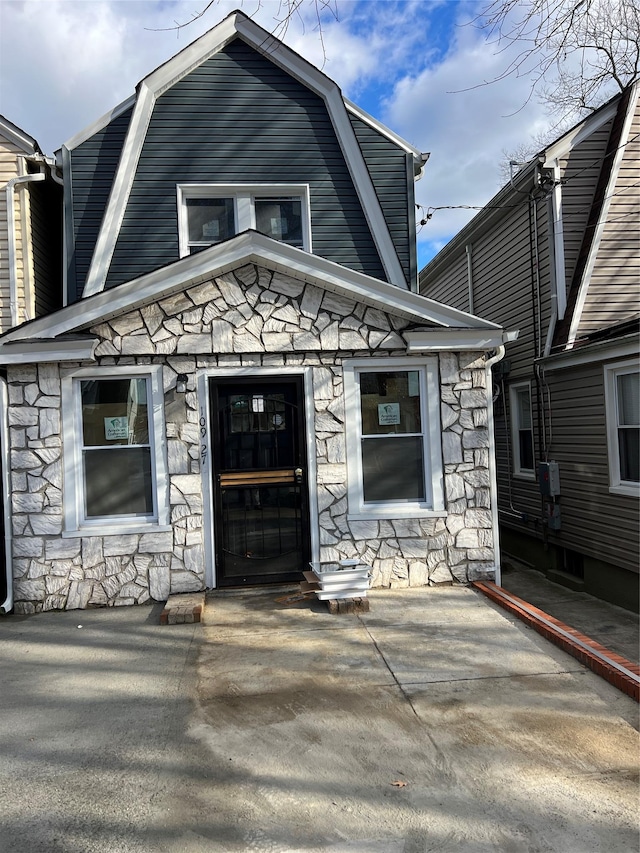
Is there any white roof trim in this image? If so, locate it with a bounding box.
[543,99,619,166]
[343,98,421,157]
[405,328,513,352]
[539,334,638,371]
[62,95,136,152]
[0,339,97,364]
[0,117,39,155]
[567,82,639,348]
[82,11,407,297]
[0,232,501,348]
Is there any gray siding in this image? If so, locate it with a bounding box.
[349,113,413,285]
[68,106,133,302]
[29,180,63,317]
[577,103,640,336]
[105,39,387,290]
[543,361,639,572]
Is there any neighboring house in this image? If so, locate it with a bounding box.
[0,116,63,612]
[0,12,513,614]
[421,83,639,612]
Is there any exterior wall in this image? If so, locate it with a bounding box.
[7,264,495,612]
[0,134,27,333]
[577,101,640,336]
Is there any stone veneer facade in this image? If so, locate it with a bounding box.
[7,264,494,613]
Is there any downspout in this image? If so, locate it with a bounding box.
[6,167,46,327]
[465,243,474,313]
[0,373,13,614]
[485,345,506,587]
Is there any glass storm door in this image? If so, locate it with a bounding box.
[210,378,310,586]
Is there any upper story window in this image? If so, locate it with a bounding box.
[177,184,311,256]
[509,381,535,477]
[604,360,639,496]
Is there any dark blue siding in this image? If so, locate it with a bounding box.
[349,113,414,287]
[69,106,133,301]
[105,39,388,289]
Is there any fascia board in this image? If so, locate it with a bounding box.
[0,117,39,155]
[0,232,499,347]
[538,334,639,371]
[567,83,639,347]
[543,100,619,166]
[62,95,136,152]
[342,99,421,157]
[0,339,98,364]
[405,329,509,352]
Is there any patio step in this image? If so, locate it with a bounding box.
[160,593,206,625]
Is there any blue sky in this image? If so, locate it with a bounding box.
[0,0,557,267]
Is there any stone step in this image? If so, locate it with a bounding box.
[159,592,206,625]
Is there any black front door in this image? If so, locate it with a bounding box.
[210,377,310,586]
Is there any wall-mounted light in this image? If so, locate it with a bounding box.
[176,374,188,394]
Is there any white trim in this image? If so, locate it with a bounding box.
[177,184,312,256]
[81,10,409,295]
[550,159,567,321]
[343,356,444,519]
[0,377,13,613]
[567,83,639,347]
[62,95,136,152]
[405,328,511,352]
[198,366,318,589]
[543,100,619,166]
[540,335,639,371]
[509,381,535,477]
[0,231,501,350]
[0,117,39,155]
[603,359,640,497]
[0,339,98,364]
[61,365,170,535]
[343,99,421,157]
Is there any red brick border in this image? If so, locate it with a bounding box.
[472,581,639,702]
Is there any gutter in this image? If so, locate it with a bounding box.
[6,165,46,327]
[0,374,12,614]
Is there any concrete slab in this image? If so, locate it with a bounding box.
[0,585,637,853]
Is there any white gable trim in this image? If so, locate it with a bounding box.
[82,11,407,297]
[567,82,639,348]
[0,232,501,348]
[343,99,421,157]
[543,99,619,166]
[61,95,136,153]
[0,117,39,155]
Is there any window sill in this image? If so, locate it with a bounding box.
[609,484,640,498]
[347,509,447,521]
[63,523,173,539]
[513,471,536,481]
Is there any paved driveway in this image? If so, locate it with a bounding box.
[0,587,637,852]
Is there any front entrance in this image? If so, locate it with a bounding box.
[209,377,310,586]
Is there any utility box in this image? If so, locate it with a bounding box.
[539,461,560,496]
[546,502,562,530]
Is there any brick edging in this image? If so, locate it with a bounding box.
[472,581,639,702]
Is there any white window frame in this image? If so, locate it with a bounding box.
[344,357,444,520]
[509,381,535,479]
[61,365,170,536]
[604,359,640,497]
[177,183,312,257]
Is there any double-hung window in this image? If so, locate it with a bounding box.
[177,184,311,256]
[62,367,169,534]
[344,358,444,518]
[509,381,535,477]
[604,360,640,495]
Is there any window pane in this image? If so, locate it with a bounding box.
[617,372,639,426]
[84,448,153,517]
[619,428,640,482]
[186,197,235,244]
[359,371,422,435]
[519,430,534,470]
[81,379,148,446]
[516,387,532,430]
[254,198,303,247]
[362,436,425,501]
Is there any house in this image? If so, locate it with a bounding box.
[420,83,639,612]
[0,11,513,614]
[0,116,63,613]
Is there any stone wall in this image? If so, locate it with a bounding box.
[7,263,495,612]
